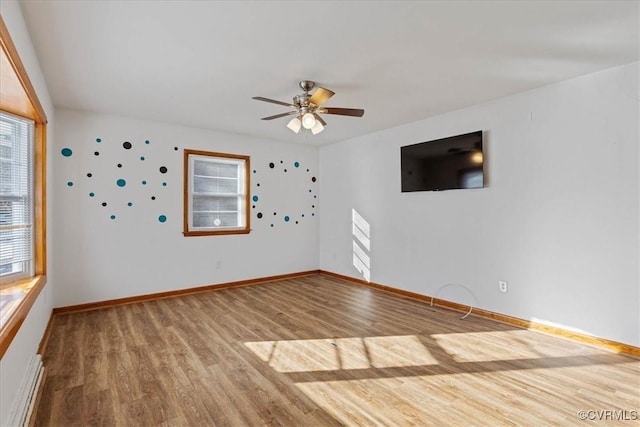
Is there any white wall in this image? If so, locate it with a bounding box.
[319,62,639,347]
[0,1,55,425]
[53,109,320,307]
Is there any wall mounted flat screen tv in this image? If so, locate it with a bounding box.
[401,130,484,192]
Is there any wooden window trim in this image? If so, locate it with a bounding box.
[0,16,48,359]
[183,149,251,236]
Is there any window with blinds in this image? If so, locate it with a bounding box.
[184,150,250,236]
[0,112,34,280]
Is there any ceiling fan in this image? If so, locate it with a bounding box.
[252,80,365,135]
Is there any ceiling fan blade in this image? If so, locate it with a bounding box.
[261,110,299,120]
[252,96,295,108]
[320,107,365,117]
[309,87,335,106]
[313,113,326,126]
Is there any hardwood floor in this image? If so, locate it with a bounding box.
[33,274,639,426]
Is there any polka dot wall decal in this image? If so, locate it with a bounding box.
[142,180,147,185]
[94,151,100,156]
[89,192,95,197]
[284,169,287,172]
[284,216,290,222]
[159,166,167,173]
[269,162,275,168]
[162,182,167,187]
[61,148,73,157]
[140,156,145,161]
[252,205,255,209]
[128,202,133,206]
[145,140,150,144]
[67,181,73,187]
[280,160,283,164]
[257,212,263,219]
[270,224,274,227]
[159,215,167,223]
[116,179,126,187]
[252,195,259,202]
[273,212,277,215]
[312,177,316,182]
[102,202,107,207]
[307,169,310,172]
[294,161,300,167]
[295,221,299,224]
[87,173,92,177]
[151,196,156,200]
[253,170,256,174]
[110,215,116,220]
[96,138,102,143]
[301,214,305,217]
[117,164,122,168]
[257,183,260,187]
[309,189,312,192]
[123,141,132,150]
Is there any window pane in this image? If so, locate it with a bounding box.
[0,112,34,278]
[193,176,238,194]
[193,195,238,212]
[193,212,239,228]
[194,160,238,178]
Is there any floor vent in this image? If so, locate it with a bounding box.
[7,354,43,427]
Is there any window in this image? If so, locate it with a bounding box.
[183,149,250,236]
[0,15,47,359]
[0,112,34,281]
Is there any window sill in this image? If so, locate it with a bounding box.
[0,275,47,359]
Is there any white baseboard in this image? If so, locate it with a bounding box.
[7,354,43,427]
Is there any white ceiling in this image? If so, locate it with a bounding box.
[19,0,639,145]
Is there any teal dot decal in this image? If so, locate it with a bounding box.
[67,181,73,187]
[89,192,95,197]
[140,156,145,161]
[270,224,274,227]
[116,179,126,187]
[145,140,150,144]
[110,215,116,220]
[253,170,256,173]
[61,148,73,157]
[142,180,147,185]
[162,182,167,187]
[301,214,305,217]
[284,216,290,222]
[158,215,167,223]
[127,202,133,206]
[96,138,102,143]
[252,195,259,202]
[294,161,300,167]
[312,213,315,216]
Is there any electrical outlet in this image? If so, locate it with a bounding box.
[499,280,508,293]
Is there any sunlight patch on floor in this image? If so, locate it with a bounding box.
[433,329,606,363]
[244,335,437,373]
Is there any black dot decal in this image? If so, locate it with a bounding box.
[295,221,299,224]
[273,212,277,215]
[257,183,260,187]
[312,205,315,208]
[123,141,132,149]
[257,212,263,219]
[284,169,287,172]
[102,202,107,207]
[159,166,168,174]
[252,205,255,209]
[87,173,92,177]
[117,163,122,168]
[269,162,275,168]
[94,151,100,156]
[151,196,156,200]
[174,147,178,151]
[312,177,316,182]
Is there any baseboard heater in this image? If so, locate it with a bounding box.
[7,354,44,427]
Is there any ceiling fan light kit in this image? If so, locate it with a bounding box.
[253,80,364,136]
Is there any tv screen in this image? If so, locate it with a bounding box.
[401,130,484,192]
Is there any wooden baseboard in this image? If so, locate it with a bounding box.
[52,270,321,315]
[320,270,640,357]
